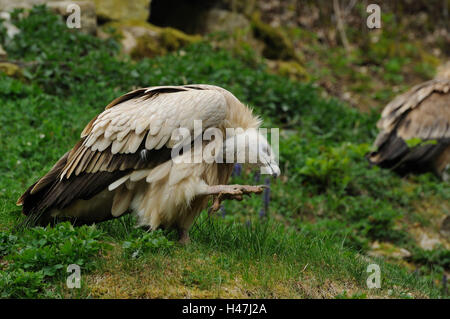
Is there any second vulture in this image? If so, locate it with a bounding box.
[367,66,450,180]
[17,84,280,243]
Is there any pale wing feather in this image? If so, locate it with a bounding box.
[146,161,172,183]
[111,185,133,217]
[108,174,132,191]
[130,169,152,182]
[61,87,228,180]
[88,89,227,156]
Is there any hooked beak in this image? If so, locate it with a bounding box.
[261,161,280,178]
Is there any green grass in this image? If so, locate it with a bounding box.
[0,6,448,298]
[0,223,106,298]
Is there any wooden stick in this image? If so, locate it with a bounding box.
[202,184,266,215]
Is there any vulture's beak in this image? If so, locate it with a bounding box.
[263,162,280,178]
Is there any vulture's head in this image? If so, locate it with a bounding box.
[222,128,280,177]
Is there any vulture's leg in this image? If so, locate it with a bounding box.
[200,184,267,215]
[177,227,190,245]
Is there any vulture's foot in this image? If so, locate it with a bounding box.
[205,184,266,215]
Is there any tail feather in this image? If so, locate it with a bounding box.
[367,133,448,175]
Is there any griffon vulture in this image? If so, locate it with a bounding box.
[17,84,280,243]
[367,66,450,180]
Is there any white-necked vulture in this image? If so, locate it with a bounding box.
[367,74,450,180]
[16,84,280,243]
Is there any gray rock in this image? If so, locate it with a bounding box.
[202,9,250,34]
[419,233,443,251]
[91,0,150,22]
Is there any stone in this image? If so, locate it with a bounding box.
[419,233,442,251]
[92,0,150,22]
[368,241,411,259]
[202,9,250,34]
[100,20,201,59]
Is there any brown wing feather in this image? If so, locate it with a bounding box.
[17,88,186,224]
[64,86,194,179]
[368,79,450,176]
[17,151,70,206]
[396,91,450,141]
[18,141,172,225]
[376,79,450,137]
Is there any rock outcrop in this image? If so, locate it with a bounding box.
[201,9,250,35]
[92,0,150,23]
[99,20,200,59]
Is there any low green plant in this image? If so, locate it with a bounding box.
[6,223,106,276]
[122,230,174,259]
[0,223,107,298]
[298,144,353,192]
[0,269,48,298]
[335,291,367,299]
[0,231,18,257]
[409,246,450,272]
